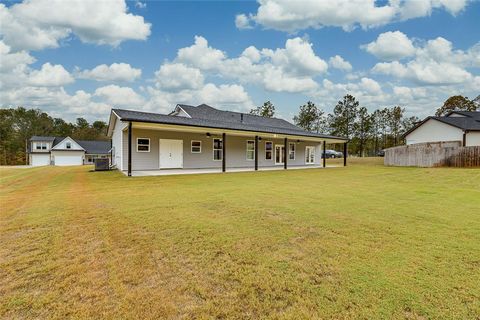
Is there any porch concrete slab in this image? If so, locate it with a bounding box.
[124,165,340,177]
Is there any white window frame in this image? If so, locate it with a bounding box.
[191,140,202,153]
[34,142,48,150]
[305,146,315,164]
[265,141,273,160]
[66,141,72,149]
[137,138,150,152]
[246,140,255,161]
[213,138,223,161]
[288,142,296,160]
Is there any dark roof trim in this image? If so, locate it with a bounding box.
[120,117,348,141]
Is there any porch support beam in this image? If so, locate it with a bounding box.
[254,135,259,171]
[222,132,226,172]
[128,121,132,176]
[343,142,348,167]
[323,141,326,168]
[284,137,288,169]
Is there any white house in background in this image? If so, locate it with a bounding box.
[28,136,111,166]
[404,111,480,146]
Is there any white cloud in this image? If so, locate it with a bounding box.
[235,14,253,29]
[241,46,261,63]
[1,86,111,117]
[146,83,254,113]
[362,31,416,61]
[154,63,204,91]
[0,40,35,72]
[28,63,74,86]
[261,37,328,76]
[371,36,478,85]
[329,55,352,71]
[177,36,226,70]
[172,36,327,94]
[237,0,470,32]
[76,63,142,82]
[0,0,151,51]
[94,85,144,106]
[398,0,468,20]
[358,77,382,95]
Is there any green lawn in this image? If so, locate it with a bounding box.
[1,158,479,319]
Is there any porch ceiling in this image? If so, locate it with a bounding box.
[128,121,346,144]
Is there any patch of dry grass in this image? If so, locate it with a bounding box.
[1,159,479,319]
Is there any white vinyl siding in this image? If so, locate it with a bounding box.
[405,119,463,145]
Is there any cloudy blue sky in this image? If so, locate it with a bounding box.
[1,0,479,122]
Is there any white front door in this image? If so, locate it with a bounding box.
[305,146,315,164]
[275,145,285,165]
[159,139,183,169]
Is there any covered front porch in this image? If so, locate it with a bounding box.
[123,121,348,176]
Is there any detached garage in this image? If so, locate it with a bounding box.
[28,136,111,167]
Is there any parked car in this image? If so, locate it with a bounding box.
[322,150,343,158]
[376,150,385,157]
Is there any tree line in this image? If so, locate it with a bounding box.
[1,94,477,165]
[0,107,108,165]
[251,94,479,156]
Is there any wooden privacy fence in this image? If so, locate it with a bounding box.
[384,141,480,167]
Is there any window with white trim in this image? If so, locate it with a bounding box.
[246,140,255,160]
[191,140,202,153]
[35,142,48,150]
[66,142,71,149]
[137,138,150,152]
[213,138,222,161]
[289,143,296,160]
[265,141,272,160]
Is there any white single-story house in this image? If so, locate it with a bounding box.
[28,136,111,166]
[106,104,348,176]
[404,111,480,146]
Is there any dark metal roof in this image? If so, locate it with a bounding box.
[113,104,347,141]
[77,140,111,154]
[29,136,56,142]
[404,111,480,137]
[447,111,480,120]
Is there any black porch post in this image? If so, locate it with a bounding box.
[284,137,288,169]
[110,139,113,166]
[128,121,132,176]
[254,135,259,171]
[323,141,326,168]
[222,133,226,172]
[343,142,348,167]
